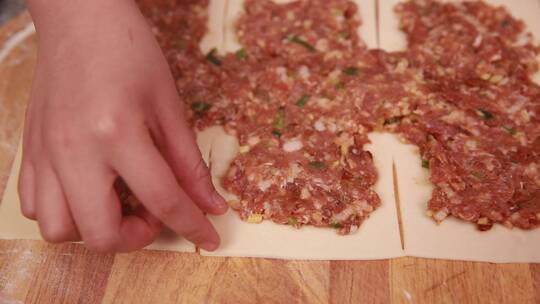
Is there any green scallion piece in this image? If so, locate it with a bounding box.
[191,102,211,113]
[273,106,286,131]
[422,159,430,169]
[479,109,493,120]
[342,67,360,76]
[331,222,343,229]
[296,94,310,107]
[384,117,401,125]
[235,48,248,60]
[290,35,316,52]
[206,48,221,66]
[272,130,282,138]
[309,161,326,170]
[472,171,484,179]
[339,31,351,40]
[502,126,516,135]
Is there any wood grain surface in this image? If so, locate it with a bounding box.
[0,11,539,304]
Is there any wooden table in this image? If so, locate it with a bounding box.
[0,12,539,304]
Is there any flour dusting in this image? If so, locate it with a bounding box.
[0,248,43,302]
[0,22,35,64]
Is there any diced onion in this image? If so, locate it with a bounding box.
[246,214,263,224]
[283,139,303,152]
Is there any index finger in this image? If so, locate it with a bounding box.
[112,132,221,251]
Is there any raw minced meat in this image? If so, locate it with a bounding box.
[137,0,540,233]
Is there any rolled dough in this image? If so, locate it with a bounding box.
[379,0,540,262]
[393,141,540,263]
[2,0,539,262]
[201,128,404,260]
[200,0,405,260]
[356,0,378,49]
[199,0,227,54]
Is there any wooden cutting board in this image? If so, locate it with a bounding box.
[0,11,539,304]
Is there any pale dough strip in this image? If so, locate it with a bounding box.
[379,0,540,262]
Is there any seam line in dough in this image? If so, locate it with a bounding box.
[222,0,230,53]
[375,0,381,48]
[0,22,35,64]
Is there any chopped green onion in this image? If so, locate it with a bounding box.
[384,117,401,125]
[289,35,316,52]
[501,19,511,27]
[191,102,211,113]
[172,39,187,50]
[273,106,286,130]
[271,130,282,138]
[287,217,298,225]
[235,48,248,60]
[342,67,360,76]
[206,48,221,66]
[329,78,344,89]
[331,9,343,17]
[331,222,343,229]
[471,171,484,179]
[272,106,286,136]
[296,94,310,107]
[339,31,351,40]
[502,126,516,135]
[309,161,326,170]
[421,159,430,169]
[479,109,493,120]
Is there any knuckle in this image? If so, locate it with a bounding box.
[84,233,117,253]
[90,115,125,142]
[152,196,180,220]
[43,113,78,146]
[46,127,78,150]
[137,224,161,244]
[191,158,211,184]
[182,226,208,243]
[176,217,213,243]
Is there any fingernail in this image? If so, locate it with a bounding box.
[212,191,228,210]
[199,241,218,251]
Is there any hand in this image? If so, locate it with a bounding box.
[20,0,227,252]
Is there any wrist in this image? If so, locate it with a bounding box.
[26,0,138,40]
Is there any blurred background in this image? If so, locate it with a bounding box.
[0,0,25,26]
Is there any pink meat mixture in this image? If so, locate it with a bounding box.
[138,0,540,233]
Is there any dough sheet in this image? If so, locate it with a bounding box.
[2,0,540,262]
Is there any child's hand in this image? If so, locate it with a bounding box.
[20,0,227,252]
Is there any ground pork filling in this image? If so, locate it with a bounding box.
[137,0,540,234]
